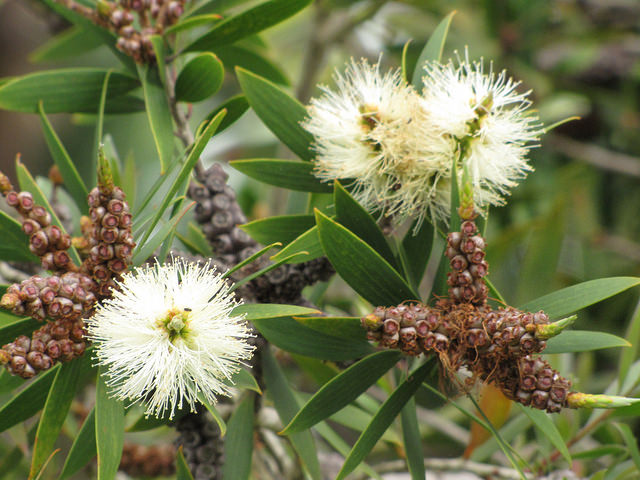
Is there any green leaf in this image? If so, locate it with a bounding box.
[233,303,319,322]
[315,210,417,306]
[517,405,571,464]
[620,302,640,389]
[410,11,455,88]
[252,316,374,361]
[240,214,315,246]
[0,316,41,348]
[165,13,221,35]
[615,423,640,470]
[175,53,225,103]
[38,103,89,212]
[15,159,82,265]
[293,316,365,341]
[223,243,282,278]
[59,408,96,480]
[544,330,630,354]
[35,0,136,72]
[334,181,397,269]
[0,68,139,113]
[262,348,322,480]
[31,356,88,478]
[231,159,330,192]
[30,26,103,63]
[0,369,25,394]
[213,45,289,85]
[236,68,314,160]
[176,448,195,480]
[0,365,58,433]
[400,396,425,480]
[95,369,124,480]
[138,65,174,174]
[400,218,434,290]
[197,393,227,436]
[0,210,38,263]
[270,225,323,264]
[222,394,255,480]
[282,350,401,434]
[132,205,191,266]
[137,110,226,249]
[92,69,112,184]
[336,360,435,480]
[227,367,262,394]
[520,277,640,318]
[181,222,213,257]
[184,0,312,51]
[203,95,249,134]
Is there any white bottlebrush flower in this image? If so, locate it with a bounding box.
[420,49,543,214]
[303,58,452,225]
[87,259,254,419]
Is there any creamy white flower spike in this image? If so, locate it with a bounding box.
[421,49,543,215]
[87,259,253,419]
[303,58,451,226]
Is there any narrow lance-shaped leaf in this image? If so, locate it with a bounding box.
[400,397,425,480]
[138,64,174,174]
[544,330,630,354]
[59,408,97,480]
[336,359,436,480]
[176,448,195,480]
[293,316,365,341]
[91,68,112,185]
[231,159,330,192]
[95,369,125,480]
[137,110,227,249]
[184,0,312,52]
[30,356,90,478]
[411,11,456,88]
[315,210,417,306]
[283,350,402,434]
[0,365,59,433]
[262,347,322,480]
[38,104,88,212]
[252,316,373,361]
[334,181,398,270]
[0,68,139,113]
[236,68,314,161]
[29,26,103,63]
[222,394,255,480]
[240,214,316,246]
[213,45,289,85]
[0,210,38,263]
[520,277,640,319]
[517,405,571,465]
[270,225,323,264]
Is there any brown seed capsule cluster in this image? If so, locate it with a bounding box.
[1,273,96,322]
[445,220,489,305]
[188,164,334,304]
[477,355,572,413]
[362,301,573,413]
[0,177,74,273]
[119,443,176,478]
[0,318,86,378]
[189,164,255,267]
[83,184,135,297]
[175,410,225,480]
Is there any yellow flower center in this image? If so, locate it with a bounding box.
[158,308,192,343]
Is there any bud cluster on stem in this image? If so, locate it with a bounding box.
[0,155,135,378]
